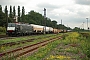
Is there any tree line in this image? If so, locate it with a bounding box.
[0,5,71,30]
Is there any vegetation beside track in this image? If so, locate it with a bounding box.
[0,34,55,44]
[22,32,90,60]
[0,34,62,53]
[1,32,90,60]
[0,27,6,35]
[0,34,63,60]
[20,36,62,60]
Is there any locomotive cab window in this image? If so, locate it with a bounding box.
[8,23,16,27]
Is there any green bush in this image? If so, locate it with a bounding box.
[0,26,6,33]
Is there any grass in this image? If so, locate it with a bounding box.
[26,32,90,60]
[0,32,6,35]
[22,37,61,60]
[65,47,79,54]
[2,32,90,60]
[0,34,63,60]
[62,32,90,60]
[46,55,71,60]
[0,34,53,44]
[0,34,61,53]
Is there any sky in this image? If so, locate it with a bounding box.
[0,0,90,29]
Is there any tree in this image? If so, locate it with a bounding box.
[52,20,57,28]
[0,5,2,12]
[27,10,44,25]
[45,18,52,27]
[5,6,8,27]
[0,12,6,26]
[5,6,8,17]
[9,5,13,22]
[0,5,6,26]
[73,27,80,32]
[9,6,12,18]
[23,10,69,30]
[18,6,20,22]
[21,6,25,22]
[13,6,16,17]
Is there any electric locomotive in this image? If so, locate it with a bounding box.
[6,23,33,36]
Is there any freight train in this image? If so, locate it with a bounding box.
[6,23,66,36]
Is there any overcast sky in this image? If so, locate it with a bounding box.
[0,0,90,29]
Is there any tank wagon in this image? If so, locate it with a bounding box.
[6,23,66,36]
[30,24,44,34]
[49,27,53,33]
[53,28,58,34]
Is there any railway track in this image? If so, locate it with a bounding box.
[0,35,8,39]
[0,34,52,40]
[0,36,62,60]
[0,35,7,38]
[0,34,20,40]
[0,34,34,40]
[0,38,34,47]
[0,35,52,48]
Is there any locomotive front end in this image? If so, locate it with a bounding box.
[6,23,17,36]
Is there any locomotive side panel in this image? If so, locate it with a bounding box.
[19,24,33,35]
[7,23,33,36]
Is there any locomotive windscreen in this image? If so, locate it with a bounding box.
[8,23,16,27]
